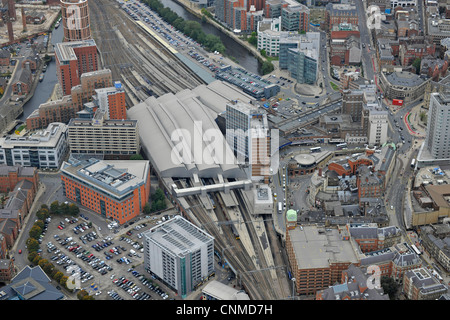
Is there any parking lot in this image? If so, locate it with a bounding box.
[40,212,178,300]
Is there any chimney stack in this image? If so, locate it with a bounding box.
[21,8,26,32]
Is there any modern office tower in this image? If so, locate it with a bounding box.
[279,32,320,69]
[55,39,99,96]
[61,158,151,224]
[67,118,139,159]
[287,46,318,85]
[61,0,92,42]
[0,123,68,169]
[226,100,271,182]
[425,92,450,160]
[142,215,215,298]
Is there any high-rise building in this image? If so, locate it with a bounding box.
[142,215,215,298]
[225,100,271,182]
[55,39,99,96]
[422,92,450,160]
[61,0,91,42]
[61,158,151,224]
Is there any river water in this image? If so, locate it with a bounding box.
[19,25,63,121]
[159,0,261,75]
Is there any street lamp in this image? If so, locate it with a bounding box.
[291,277,296,300]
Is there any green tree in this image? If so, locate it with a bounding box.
[381,276,399,299]
[35,220,45,230]
[248,32,258,46]
[29,225,42,240]
[412,58,421,74]
[26,238,40,253]
[130,154,144,160]
[36,207,50,221]
[261,61,274,75]
[50,201,60,215]
[143,202,151,214]
[28,251,38,263]
[53,271,64,283]
[68,203,80,216]
[32,254,42,265]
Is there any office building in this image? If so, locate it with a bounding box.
[68,117,139,159]
[142,215,215,298]
[0,123,68,169]
[257,17,281,56]
[226,101,271,182]
[61,0,92,42]
[281,4,309,32]
[287,46,318,85]
[55,39,99,95]
[425,92,450,160]
[61,157,151,224]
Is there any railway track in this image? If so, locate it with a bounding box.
[174,178,288,300]
[89,0,204,106]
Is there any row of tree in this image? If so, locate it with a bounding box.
[26,203,95,300]
[141,0,225,54]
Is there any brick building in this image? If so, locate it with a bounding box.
[55,39,99,96]
[61,0,91,42]
[61,158,151,225]
[0,165,38,194]
[12,68,32,96]
[26,69,112,130]
[325,3,358,31]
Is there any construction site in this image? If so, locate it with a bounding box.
[0,1,60,45]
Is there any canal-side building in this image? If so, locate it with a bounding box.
[26,69,113,131]
[61,0,92,42]
[55,39,99,96]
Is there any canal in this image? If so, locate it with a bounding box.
[19,25,63,121]
[159,0,261,75]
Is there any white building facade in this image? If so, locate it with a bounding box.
[0,122,68,169]
[143,216,215,298]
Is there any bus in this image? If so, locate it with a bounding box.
[411,244,422,255]
[310,147,321,153]
[410,158,416,169]
[278,202,283,214]
[336,143,347,150]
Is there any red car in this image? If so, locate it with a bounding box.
[58,225,63,230]
[18,249,22,254]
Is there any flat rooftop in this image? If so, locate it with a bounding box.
[288,225,359,269]
[61,158,149,199]
[144,215,214,258]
